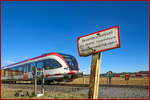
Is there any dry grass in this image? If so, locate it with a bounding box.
[1,76,149,99]
[68,76,149,86]
[1,87,88,99]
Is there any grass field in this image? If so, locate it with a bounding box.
[68,76,149,86]
[1,86,88,99]
[1,77,149,99]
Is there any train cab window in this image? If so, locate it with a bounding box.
[36,61,44,69]
[62,55,78,70]
[45,59,61,69]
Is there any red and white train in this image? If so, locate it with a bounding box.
[1,52,83,83]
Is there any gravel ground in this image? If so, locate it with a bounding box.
[79,86,149,99]
[2,84,149,99]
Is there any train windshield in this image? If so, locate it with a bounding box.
[61,54,78,70]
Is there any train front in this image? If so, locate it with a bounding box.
[60,53,83,80]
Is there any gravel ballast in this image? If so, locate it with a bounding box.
[79,86,149,99]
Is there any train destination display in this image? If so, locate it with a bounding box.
[77,26,120,57]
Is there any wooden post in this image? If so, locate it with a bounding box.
[83,70,86,84]
[88,52,102,99]
[107,71,112,85]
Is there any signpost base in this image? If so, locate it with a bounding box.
[88,52,102,99]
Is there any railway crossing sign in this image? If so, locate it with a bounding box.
[77,26,121,99]
[77,26,120,57]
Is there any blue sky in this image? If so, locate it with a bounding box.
[1,1,149,74]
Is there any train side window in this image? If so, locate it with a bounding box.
[13,67,17,71]
[36,61,44,69]
[18,66,23,74]
[28,64,31,72]
[15,66,19,75]
[45,59,51,69]
[23,65,25,73]
[45,59,61,69]
[23,65,28,73]
[29,63,36,72]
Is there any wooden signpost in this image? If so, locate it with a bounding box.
[107,71,113,85]
[88,52,102,99]
[77,26,120,99]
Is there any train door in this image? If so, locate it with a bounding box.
[36,61,44,75]
[23,64,28,80]
[29,62,36,79]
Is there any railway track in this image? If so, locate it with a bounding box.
[53,84,149,89]
[2,83,148,89]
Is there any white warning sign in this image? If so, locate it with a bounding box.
[77,26,121,56]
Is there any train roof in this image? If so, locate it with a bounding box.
[2,52,74,69]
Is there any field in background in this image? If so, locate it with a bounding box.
[67,76,149,86]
